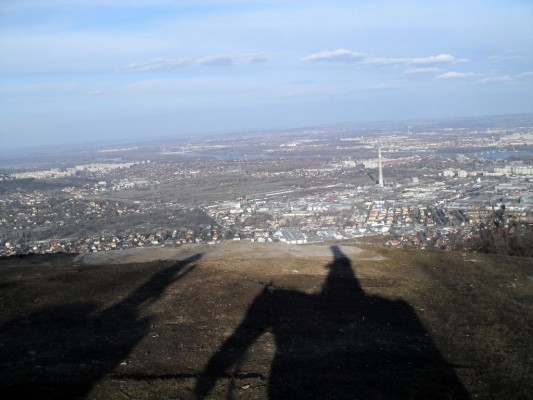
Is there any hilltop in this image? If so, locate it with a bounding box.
[1,242,532,399]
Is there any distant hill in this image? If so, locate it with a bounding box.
[1,242,531,400]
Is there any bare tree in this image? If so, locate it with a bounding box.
[466,204,533,257]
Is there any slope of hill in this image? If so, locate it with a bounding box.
[1,242,531,399]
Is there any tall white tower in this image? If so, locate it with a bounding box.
[378,147,384,188]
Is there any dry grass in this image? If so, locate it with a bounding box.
[1,243,532,399]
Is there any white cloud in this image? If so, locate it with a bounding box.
[118,58,189,72]
[302,49,367,63]
[476,75,512,84]
[196,53,270,67]
[411,54,464,64]
[302,49,462,66]
[118,53,270,71]
[241,53,270,63]
[197,55,236,66]
[88,90,104,95]
[367,54,460,66]
[474,71,533,84]
[435,71,479,79]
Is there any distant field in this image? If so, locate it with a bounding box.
[103,177,300,204]
[0,242,531,399]
[100,172,373,205]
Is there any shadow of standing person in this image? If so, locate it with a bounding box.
[195,246,469,399]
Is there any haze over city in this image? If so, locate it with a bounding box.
[1,0,532,150]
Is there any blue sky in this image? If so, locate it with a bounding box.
[1,0,532,149]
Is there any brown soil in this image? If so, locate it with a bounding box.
[1,242,532,399]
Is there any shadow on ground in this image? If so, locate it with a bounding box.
[196,246,470,399]
[0,253,202,400]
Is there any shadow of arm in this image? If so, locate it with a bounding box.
[195,290,271,399]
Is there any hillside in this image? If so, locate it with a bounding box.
[1,242,532,399]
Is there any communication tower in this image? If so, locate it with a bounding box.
[378,147,384,188]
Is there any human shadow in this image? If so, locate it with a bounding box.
[0,253,202,400]
[195,246,469,399]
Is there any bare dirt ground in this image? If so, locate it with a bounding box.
[1,242,532,399]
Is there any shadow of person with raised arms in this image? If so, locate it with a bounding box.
[195,246,469,399]
[1,253,202,400]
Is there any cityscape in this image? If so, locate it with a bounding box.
[2,115,532,257]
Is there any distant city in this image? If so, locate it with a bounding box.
[1,114,532,257]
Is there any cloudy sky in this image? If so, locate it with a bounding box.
[1,0,532,149]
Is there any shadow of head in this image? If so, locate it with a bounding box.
[324,245,355,274]
[330,245,347,260]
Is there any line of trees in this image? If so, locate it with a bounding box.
[466,205,533,257]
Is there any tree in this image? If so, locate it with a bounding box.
[466,204,533,257]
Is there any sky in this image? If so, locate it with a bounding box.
[1,0,532,149]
